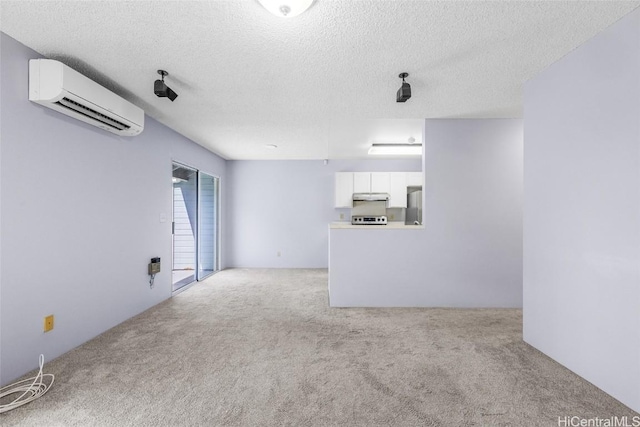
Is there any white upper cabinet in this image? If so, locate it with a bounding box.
[335,172,354,208]
[370,172,390,193]
[352,172,390,193]
[389,172,407,208]
[353,172,371,193]
[406,172,423,187]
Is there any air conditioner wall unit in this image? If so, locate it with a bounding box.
[29,59,144,136]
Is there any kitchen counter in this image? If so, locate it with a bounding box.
[329,222,424,230]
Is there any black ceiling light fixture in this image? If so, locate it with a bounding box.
[154,70,178,102]
[396,72,411,103]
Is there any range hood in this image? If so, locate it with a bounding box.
[352,193,390,202]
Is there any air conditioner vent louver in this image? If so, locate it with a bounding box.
[56,97,130,131]
[29,59,144,136]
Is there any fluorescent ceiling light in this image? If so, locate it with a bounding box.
[368,143,422,156]
[258,0,314,18]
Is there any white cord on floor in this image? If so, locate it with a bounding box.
[0,354,54,414]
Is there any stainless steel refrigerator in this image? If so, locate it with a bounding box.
[405,189,422,225]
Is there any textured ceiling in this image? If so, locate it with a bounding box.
[1,1,639,160]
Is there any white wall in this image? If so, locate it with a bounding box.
[330,119,523,307]
[0,33,227,385]
[227,159,420,268]
[524,9,640,412]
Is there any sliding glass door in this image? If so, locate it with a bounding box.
[198,172,219,281]
[172,163,197,290]
[172,162,220,292]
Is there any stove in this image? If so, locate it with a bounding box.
[351,215,388,225]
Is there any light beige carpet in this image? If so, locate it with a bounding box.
[2,269,636,426]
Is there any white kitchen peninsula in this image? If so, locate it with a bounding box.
[328,223,431,307]
[328,214,521,308]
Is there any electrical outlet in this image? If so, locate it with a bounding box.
[340,213,344,220]
[277,251,281,257]
[44,315,54,332]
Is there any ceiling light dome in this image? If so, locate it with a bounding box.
[258,0,314,18]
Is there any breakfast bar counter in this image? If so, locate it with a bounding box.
[329,222,424,230]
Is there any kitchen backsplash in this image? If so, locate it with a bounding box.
[385,208,405,222]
